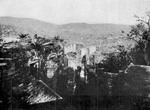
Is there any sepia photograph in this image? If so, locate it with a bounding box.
[0,0,150,109]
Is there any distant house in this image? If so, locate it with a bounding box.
[80,47,88,58]
[64,42,84,69]
[2,35,20,43]
[64,43,76,54]
[46,59,58,78]
[87,45,97,55]
[64,42,98,67]
[67,58,77,70]
[64,42,84,54]
[80,45,97,65]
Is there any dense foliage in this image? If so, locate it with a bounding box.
[1,12,150,110]
[0,34,65,109]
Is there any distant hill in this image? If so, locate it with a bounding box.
[0,17,57,37]
[0,16,131,46]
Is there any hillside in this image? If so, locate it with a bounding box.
[0,17,57,37]
[0,17,131,46]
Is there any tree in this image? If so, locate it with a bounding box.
[1,34,66,109]
[127,11,150,65]
[101,45,130,73]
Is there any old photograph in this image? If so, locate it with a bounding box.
[0,0,150,109]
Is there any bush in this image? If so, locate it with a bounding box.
[101,46,129,73]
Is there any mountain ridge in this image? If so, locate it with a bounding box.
[0,16,131,45]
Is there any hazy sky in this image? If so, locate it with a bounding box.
[0,0,150,24]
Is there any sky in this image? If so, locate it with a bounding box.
[0,0,150,25]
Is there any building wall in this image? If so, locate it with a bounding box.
[64,43,76,54]
[88,45,97,55]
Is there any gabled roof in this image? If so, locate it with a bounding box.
[15,79,62,105]
[0,58,12,60]
[0,63,7,66]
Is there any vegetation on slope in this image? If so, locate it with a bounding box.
[1,11,150,110]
